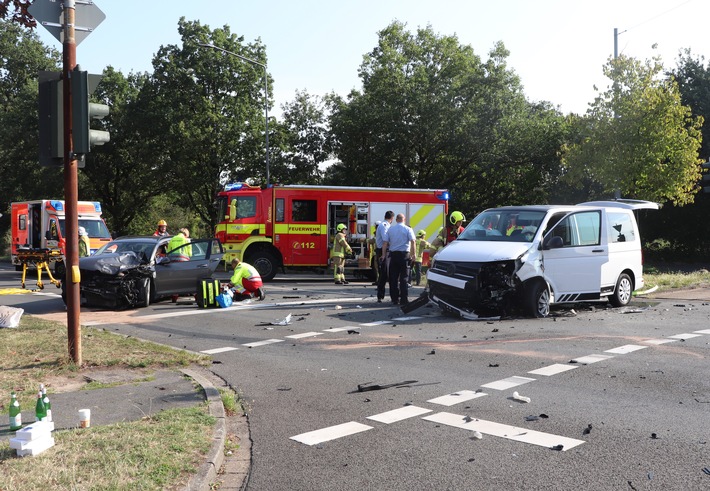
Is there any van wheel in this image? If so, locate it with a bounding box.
[54,261,66,279]
[525,282,550,318]
[609,273,633,307]
[248,251,278,281]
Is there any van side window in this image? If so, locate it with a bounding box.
[608,212,635,243]
[552,211,601,247]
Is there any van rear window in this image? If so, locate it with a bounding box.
[608,212,636,243]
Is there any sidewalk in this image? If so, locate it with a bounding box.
[1,367,249,491]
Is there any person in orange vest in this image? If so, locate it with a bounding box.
[228,258,265,301]
[331,223,353,285]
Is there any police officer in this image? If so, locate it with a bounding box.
[375,211,394,302]
[382,213,415,306]
[331,223,353,285]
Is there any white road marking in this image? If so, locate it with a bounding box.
[571,354,614,365]
[668,333,702,340]
[481,376,536,391]
[604,344,648,354]
[322,327,350,332]
[200,347,239,354]
[290,422,373,446]
[422,412,585,451]
[694,329,710,334]
[360,320,393,326]
[242,339,284,348]
[427,390,488,406]
[391,316,423,321]
[367,406,432,424]
[285,332,323,339]
[642,338,677,345]
[528,364,578,376]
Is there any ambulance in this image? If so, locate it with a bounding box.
[11,200,112,275]
[214,183,449,281]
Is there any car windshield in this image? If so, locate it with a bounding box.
[94,240,157,259]
[458,210,546,242]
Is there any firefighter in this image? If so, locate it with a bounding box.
[153,219,169,237]
[412,230,431,286]
[78,227,91,257]
[228,258,265,301]
[167,228,192,261]
[331,223,353,285]
[430,211,465,252]
[367,222,381,285]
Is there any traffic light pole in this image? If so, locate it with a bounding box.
[62,0,82,365]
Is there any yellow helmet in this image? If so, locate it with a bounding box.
[449,211,465,225]
[157,219,167,226]
[337,223,347,232]
[417,230,426,237]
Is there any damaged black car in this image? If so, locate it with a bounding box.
[63,236,224,309]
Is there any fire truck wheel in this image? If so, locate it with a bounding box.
[247,251,278,281]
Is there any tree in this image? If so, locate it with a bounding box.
[270,90,330,184]
[0,0,35,28]
[138,18,271,233]
[0,20,62,247]
[326,22,567,214]
[670,49,710,160]
[562,55,703,206]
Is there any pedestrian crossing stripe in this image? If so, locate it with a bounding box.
[290,422,372,446]
[604,344,647,354]
[422,412,585,451]
[367,406,432,424]
[570,354,614,365]
[528,364,578,376]
[481,376,535,391]
[427,390,487,406]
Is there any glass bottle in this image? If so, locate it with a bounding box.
[9,392,22,431]
[35,389,47,422]
[41,384,52,422]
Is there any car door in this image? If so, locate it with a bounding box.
[154,239,222,295]
[541,210,606,302]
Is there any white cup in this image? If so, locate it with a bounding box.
[79,408,91,428]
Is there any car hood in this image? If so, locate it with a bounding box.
[80,252,145,275]
[434,240,532,263]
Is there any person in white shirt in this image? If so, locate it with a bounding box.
[375,211,394,302]
[382,213,415,305]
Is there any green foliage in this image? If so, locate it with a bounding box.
[562,55,703,206]
[326,21,568,214]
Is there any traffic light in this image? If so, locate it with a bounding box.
[702,159,710,194]
[71,69,110,155]
[38,71,63,166]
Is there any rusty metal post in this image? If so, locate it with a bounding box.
[62,0,81,365]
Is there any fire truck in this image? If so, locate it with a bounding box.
[214,183,449,281]
[11,199,112,275]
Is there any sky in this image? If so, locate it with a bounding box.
[32,0,709,117]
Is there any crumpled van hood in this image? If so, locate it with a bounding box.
[434,240,533,263]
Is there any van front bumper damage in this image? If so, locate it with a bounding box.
[426,259,521,317]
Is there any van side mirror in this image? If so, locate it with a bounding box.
[543,236,563,250]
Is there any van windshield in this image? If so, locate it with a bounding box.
[58,219,111,238]
[458,210,546,242]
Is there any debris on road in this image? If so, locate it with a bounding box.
[271,313,292,326]
[583,424,593,435]
[356,380,418,392]
[512,391,531,403]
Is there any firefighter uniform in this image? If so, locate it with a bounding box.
[331,223,352,285]
[413,230,431,286]
[430,211,465,252]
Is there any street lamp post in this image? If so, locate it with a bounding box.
[198,43,269,186]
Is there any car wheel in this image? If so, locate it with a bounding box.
[525,281,550,318]
[609,273,633,307]
[247,251,278,281]
[54,261,66,279]
[137,277,151,307]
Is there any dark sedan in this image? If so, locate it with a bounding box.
[64,236,224,309]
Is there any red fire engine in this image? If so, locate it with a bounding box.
[214,183,449,280]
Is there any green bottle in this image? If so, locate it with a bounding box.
[35,389,47,422]
[41,384,52,422]
[9,392,22,431]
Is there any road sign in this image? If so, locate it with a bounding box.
[28,0,106,46]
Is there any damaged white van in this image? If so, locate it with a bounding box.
[426,200,659,318]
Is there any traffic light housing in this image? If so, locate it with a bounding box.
[38,71,63,166]
[702,159,710,194]
[71,69,110,155]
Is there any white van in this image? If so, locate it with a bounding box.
[426,200,659,318]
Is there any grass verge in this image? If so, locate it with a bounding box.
[1,314,214,489]
[643,267,710,292]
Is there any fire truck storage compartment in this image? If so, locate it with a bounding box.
[328,202,369,260]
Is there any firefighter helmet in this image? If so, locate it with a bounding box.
[157,219,167,226]
[417,230,426,237]
[449,211,465,225]
[337,223,347,232]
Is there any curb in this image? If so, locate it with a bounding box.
[181,368,226,491]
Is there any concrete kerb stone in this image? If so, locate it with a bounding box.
[181,368,226,491]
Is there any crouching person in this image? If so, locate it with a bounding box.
[228,258,265,301]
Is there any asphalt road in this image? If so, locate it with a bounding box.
[2,264,709,490]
